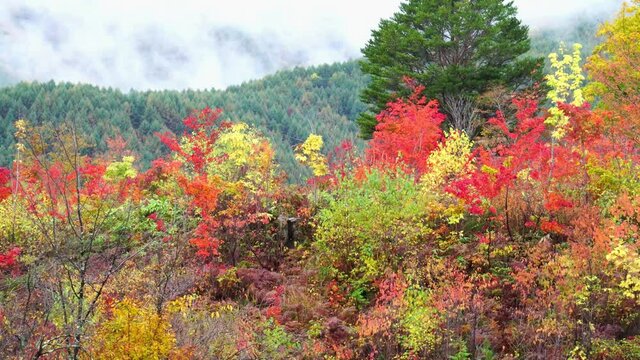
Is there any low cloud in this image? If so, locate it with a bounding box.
[0,0,624,90]
[515,0,622,29]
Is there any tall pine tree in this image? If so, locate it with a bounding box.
[358,0,543,138]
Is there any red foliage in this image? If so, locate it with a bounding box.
[326,280,346,308]
[184,107,224,131]
[0,167,11,201]
[448,99,584,217]
[5,93,640,359]
[190,221,221,258]
[374,272,405,306]
[264,285,285,322]
[544,192,573,212]
[559,103,604,143]
[0,247,20,270]
[13,153,132,228]
[308,140,360,189]
[181,175,219,214]
[181,175,222,259]
[156,108,230,261]
[105,135,131,159]
[540,219,564,234]
[80,161,110,197]
[366,82,445,175]
[158,107,229,175]
[147,213,166,232]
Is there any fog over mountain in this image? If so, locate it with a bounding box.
[0,0,624,90]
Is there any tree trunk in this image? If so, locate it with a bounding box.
[442,94,480,136]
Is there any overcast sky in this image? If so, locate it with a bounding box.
[0,0,624,90]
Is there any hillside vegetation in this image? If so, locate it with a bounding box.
[0,61,366,182]
[1,4,639,359]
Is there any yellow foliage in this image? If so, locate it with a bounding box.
[174,121,279,195]
[105,156,137,181]
[0,198,40,256]
[295,134,328,177]
[399,286,440,354]
[91,298,176,360]
[421,130,473,224]
[606,242,640,300]
[517,168,532,182]
[547,43,585,106]
[585,1,640,106]
[210,122,278,191]
[481,164,498,176]
[546,43,585,140]
[14,119,28,153]
[214,123,256,167]
[422,130,473,190]
[166,293,200,316]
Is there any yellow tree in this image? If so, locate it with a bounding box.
[421,130,474,225]
[586,1,640,136]
[295,134,328,177]
[208,122,287,268]
[546,43,585,140]
[90,298,177,360]
[544,43,585,183]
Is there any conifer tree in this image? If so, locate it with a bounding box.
[358,0,543,138]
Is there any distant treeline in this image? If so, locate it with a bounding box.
[0,62,368,182]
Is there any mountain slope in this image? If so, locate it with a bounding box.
[0,61,368,182]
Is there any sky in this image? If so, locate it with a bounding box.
[0,0,625,90]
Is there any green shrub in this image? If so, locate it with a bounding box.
[313,169,433,303]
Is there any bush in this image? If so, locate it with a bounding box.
[313,169,433,304]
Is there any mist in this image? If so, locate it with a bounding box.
[0,0,625,90]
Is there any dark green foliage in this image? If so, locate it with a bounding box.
[358,0,544,138]
[0,62,367,182]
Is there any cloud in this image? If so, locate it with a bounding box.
[514,0,622,29]
[0,0,624,90]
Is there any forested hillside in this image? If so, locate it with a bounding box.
[0,61,366,182]
[0,18,604,182]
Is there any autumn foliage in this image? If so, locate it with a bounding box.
[2,4,640,359]
[366,80,445,175]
